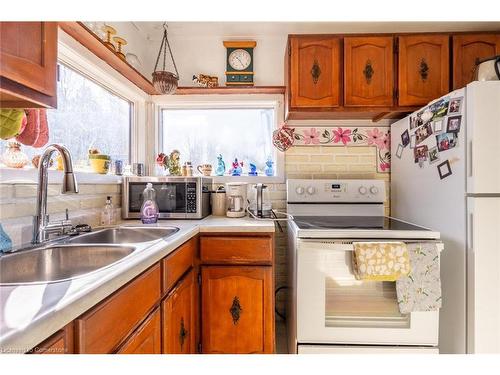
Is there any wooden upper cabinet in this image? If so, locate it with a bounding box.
[0,22,57,108]
[453,33,500,89]
[162,269,196,354]
[201,266,274,354]
[289,36,341,108]
[344,36,394,107]
[398,34,450,106]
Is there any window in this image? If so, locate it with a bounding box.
[1,63,131,168]
[160,106,276,177]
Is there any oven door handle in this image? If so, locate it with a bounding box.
[297,240,444,253]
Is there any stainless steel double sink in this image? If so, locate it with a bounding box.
[0,226,179,285]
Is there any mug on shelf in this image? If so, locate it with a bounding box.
[197,164,212,176]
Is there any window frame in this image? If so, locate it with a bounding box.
[154,94,285,183]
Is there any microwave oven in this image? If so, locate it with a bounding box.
[122,176,212,219]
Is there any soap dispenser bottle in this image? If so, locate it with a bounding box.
[141,183,159,224]
[100,196,115,226]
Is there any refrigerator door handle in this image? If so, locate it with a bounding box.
[468,212,474,252]
[468,140,473,178]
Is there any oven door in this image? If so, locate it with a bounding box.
[296,239,440,346]
[128,181,188,217]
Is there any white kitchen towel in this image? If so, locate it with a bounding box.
[396,243,442,314]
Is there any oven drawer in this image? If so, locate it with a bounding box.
[297,345,439,354]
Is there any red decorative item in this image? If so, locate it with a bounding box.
[272,123,295,152]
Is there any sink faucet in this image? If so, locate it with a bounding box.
[32,144,79,244]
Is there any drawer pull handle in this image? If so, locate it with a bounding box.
[419,58,429,81]
[229,296,242,325]
[363,60,374,84]
[179,317,188,350]
[311,59,321,84]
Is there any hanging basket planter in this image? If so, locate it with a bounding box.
[152,23,179,95]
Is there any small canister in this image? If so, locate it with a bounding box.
[211,186,226,216]
[114,160,123,176]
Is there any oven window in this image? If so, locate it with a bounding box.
[324,252,410,328]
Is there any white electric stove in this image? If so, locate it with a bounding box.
[286,179,442,354]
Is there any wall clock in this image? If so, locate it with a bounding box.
[223,41,256,86]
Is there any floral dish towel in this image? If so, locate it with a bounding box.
[396,243,442,314]
[352,242,410,281]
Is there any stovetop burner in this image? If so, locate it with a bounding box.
[292,216,431,232]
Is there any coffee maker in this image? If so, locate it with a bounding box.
[225,182,247,218]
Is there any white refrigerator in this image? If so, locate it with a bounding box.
[391,81,500,354]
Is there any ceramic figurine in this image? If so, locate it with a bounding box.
[215,154,225,176]
[248,163,258,176]
[265,157,274,176]
[167,149,181,176]
[229,158,243,176]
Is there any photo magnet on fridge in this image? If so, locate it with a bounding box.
[436,132,458,152]
[401,130,410,147]
[396,144,404,159]
[414,145,429,163]
[446,115,462,133]
[428,146,440,164]
[437,160,452,180]
[449,97,463,114]
[410,134,416,149]
[415,123,433,145]
[433,120,443,133]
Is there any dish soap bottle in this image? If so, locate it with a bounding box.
[141,183,159,224]
[100,196,115,226]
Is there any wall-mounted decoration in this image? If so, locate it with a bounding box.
[449,97,463,114]
[288,126,390,172]
[437,160,452,180]
[446,115,462,133]
[223,40,256,86]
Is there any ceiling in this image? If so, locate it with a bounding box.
[132,21,500,40]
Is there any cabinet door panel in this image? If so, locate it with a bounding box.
[0,22,57,97]
[344,36,394,106]
[202,266,273,354]
[398,35,449,106]
[290,37,341,108]
[117,308,161,354]
[162,269,196,354]
[453,33,500,89]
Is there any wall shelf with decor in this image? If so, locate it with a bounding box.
[59,22,159,95]
[174,86,285,95]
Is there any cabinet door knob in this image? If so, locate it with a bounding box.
[363,60,374,84]
[419,58,429,81]
[179,317,188,350]
[310,59,321,84]
[229,296,242,325]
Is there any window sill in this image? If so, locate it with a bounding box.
[0,167,122,185]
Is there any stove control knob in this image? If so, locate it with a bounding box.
[295,186,305,195]
[306,186,316,195]
[358,186,368,195]
[370,186,379,195]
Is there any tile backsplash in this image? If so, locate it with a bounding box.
[0,182,121,247]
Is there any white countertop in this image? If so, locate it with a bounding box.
[0,216,275,353]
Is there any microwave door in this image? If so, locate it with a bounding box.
[157,183,187,214]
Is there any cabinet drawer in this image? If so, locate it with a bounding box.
[162,237,197,293]
[32,322,74,354]
[75,264,161,353]
[116,308,161,354]
[200,236,273,265]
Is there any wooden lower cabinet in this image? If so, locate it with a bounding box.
[201,266,274,354]
[117,308,161,354]
[162,269,196,354]
[32,322,74,354]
